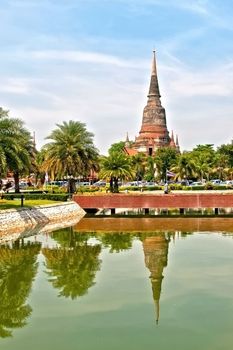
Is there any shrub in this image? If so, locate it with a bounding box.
[204,182,214,190]
[2,193,69,201]
[190,185,205,191]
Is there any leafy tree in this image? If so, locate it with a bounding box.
[0,108,34,192]
[100,152,134,192]
[217,143,233,168]
[0,241,41,338]
[132,153,146,181]
[108,141,126,155]
[154,147,178,181]
[190,144,216,181]
[171,152,196,181]
[211,153,230,180]
[144,156,155,181]
[42,121,99,193]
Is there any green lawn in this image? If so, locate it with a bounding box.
[0,199,62,210]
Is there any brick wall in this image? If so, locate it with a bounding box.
[73,193,233,209]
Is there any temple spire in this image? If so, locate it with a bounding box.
[125,132,130,147]
[170,130,176,148]
[148,50,160,98]
[151,50,157,76]
[176,134,180,152]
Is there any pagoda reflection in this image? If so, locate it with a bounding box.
[141,232,171,324]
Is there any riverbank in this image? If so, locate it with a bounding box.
[0,201,85,243]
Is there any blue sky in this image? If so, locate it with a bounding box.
[1,0,233,153]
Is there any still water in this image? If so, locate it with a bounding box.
[1,218,233,350]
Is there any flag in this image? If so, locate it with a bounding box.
[166,170,176,177]
[45,172,49,182]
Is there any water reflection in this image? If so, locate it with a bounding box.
[141,233,170,324]
[0,240,41,338]
[99,232,134,253]
[0,219,233,344]
[42,228,102,299]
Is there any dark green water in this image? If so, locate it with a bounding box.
[1,227,233,350]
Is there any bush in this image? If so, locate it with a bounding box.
[169,184,183,190]
[2,193,69,201]
[204,182,214,190]
[190,185,205,191]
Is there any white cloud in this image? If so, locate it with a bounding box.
[3,49,232,154]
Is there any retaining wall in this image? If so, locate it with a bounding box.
[0,201,85,242]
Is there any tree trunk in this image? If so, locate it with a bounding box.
[67,178,76,195]
[14,171,20,193]
[113,177,119,193]
[110,177,114,193]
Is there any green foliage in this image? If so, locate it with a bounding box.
[42,120,99,192]
[169,183,183,190]
[2,193,69,201]
[144,156,155,181]
[108,141,126,155]
[0,241,41,337]
[131,153,146,180]
[154,147,178,181]
[217,143,233,167]
[100,152,134,193]
[42,228,101,299]
[0,107,34,189]
[99,233,133,253]
[204,182,214,190]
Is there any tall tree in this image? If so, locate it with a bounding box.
[42,121,99,193]
[154,147,178,181]
[132,153,146,181]
[190,144,216,181]
[100,152,134,192]
[217,143,233,168]
[0,108,34,192]
[171,152,196,181]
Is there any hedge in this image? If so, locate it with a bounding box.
[2,193,69,201]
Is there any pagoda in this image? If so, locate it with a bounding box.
[127,51,179,156]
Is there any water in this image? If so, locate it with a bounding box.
[1,218,233,350]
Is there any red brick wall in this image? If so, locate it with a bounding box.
[73,193,233,209]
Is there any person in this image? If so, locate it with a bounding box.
[164,182,169,194]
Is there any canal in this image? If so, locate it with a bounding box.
[0,217,233,350]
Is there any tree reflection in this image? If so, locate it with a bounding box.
[0,240,41,338]
[42,228,101,299]
[99,232,134,253]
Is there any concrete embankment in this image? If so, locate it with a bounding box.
[0,201,85,243]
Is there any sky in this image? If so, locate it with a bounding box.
[1,0,233,154]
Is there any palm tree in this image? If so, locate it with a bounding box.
[0,108,34,192]
[100,152,134,192]
[171,153,196,181]
[42,121,99,193]
[132,153,146,181]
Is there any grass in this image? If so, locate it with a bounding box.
[0,199,63,210]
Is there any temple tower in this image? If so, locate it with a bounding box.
[133,51,172,155]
